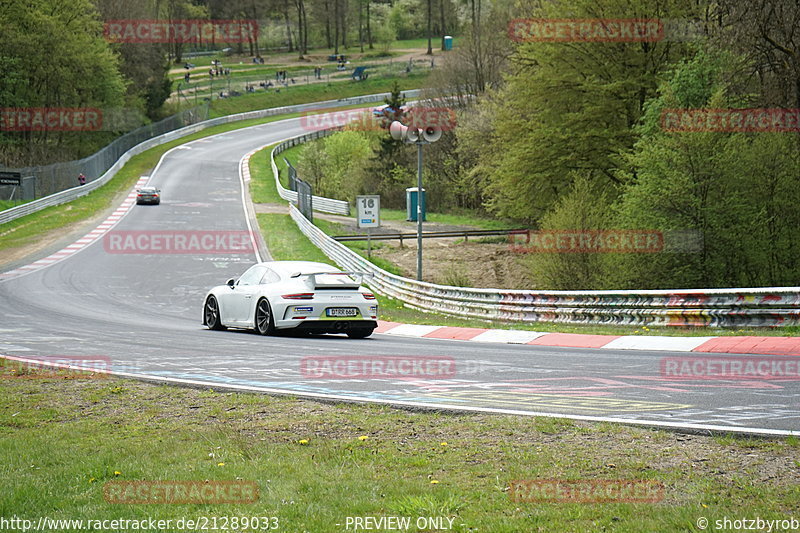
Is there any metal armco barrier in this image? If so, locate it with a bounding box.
[1,90,420,225]
[0,105,208,202]
[279,132,800,328]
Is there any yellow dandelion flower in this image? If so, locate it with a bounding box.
[358,435,369,441]
[114,471,121,477]
[88,477,97,483]
[299,439,309,445]
[440,442,448,447]
[217,462,225,467]
[430,480,439,484]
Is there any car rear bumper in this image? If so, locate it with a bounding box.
[289,320,377,333]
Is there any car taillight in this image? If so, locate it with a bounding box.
[362,293,376,300]
[282,293,315,299]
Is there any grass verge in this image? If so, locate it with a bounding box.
[0,365,797,532]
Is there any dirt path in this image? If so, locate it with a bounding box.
[170,47,436,75]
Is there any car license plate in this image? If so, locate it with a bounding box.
[326,307,358,317]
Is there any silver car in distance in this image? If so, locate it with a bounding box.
[203,261,378,338]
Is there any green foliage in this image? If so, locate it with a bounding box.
[384,81,407,116]
[0,0,127,165]
[388,0,425,40]
[523,176,613,290]
[460,0,702,221]
[610,51,800,288]
[297,130,375,202]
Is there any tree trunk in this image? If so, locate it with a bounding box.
[358,0,364,52]
[439,0,445,50]
[324,0,332,48]
[250,0,258,57]
[366,0,373,49]
[301,0,308,56]
[284,0,294,52]
[340,0,348,49]
[296,0,305,58]
[426,0,433,54]
[334,0,339,54]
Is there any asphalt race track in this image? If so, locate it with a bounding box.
[2,114,799,436]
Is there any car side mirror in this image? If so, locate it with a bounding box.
[226,278,236,288]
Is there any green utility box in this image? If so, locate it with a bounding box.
[406,187,427,221]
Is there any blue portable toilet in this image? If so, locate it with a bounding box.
[443,36,453,51]
[406,187,427,221]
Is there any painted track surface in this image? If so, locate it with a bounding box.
[1,116,799,436]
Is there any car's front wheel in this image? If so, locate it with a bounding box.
[255,298,275,336]
[204,296,226,330]
[347,328,374,339]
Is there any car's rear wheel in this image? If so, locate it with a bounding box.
[347,328,374,339]
[204,296,226,330]
[255,298,275,336]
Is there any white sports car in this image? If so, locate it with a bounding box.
[202,261,378,338]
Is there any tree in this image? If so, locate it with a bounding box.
[426,0,433,55]
[461,0,701,221]
[366,0,373,49]
[94,0,174,119]
[611,51,800,288]
[295,0,308,58]
[283,0,294,52]
[710,0,800,109]
[297,130,374,201]
[523,176,612,290]
[0,0,127,165]
[439,0,446,50]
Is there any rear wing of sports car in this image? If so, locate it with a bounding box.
[290,271,372,289]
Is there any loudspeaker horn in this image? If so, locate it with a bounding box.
[421,125,442,143]
[389,121,407,141]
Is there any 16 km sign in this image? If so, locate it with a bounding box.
[357,195,380,229]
